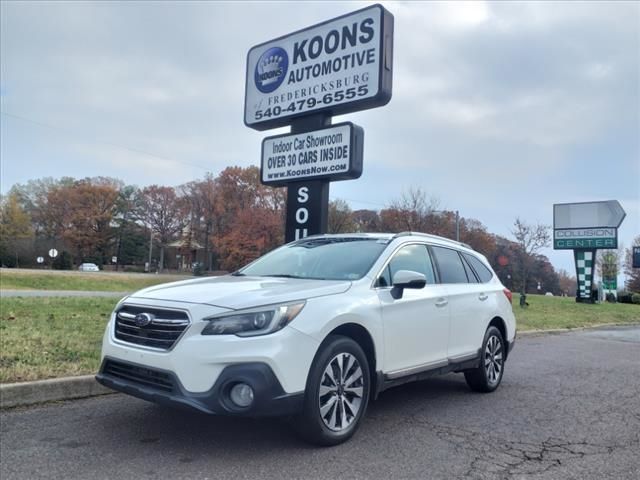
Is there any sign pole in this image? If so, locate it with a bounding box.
[574,249,596,303]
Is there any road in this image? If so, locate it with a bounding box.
[1,327,639,480]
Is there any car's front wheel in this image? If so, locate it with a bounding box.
[295,335,370,446]
[464,326,505,393]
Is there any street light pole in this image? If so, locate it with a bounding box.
[455,210,460,242]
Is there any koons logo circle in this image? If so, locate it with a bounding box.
[255,47,288,94]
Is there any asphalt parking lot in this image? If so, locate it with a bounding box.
[1,326,639,480]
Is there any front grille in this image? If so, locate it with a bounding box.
[114,305,190,350]
[102,359,175,392]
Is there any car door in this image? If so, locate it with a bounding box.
[430,246,483,360]
[376,243,450,376]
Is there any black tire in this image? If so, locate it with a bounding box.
[294,335,370,446]
[464,326,505,393]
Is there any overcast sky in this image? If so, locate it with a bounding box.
[1,1,638,277]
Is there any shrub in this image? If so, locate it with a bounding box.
[618,292,633,304]
[632,293,640,305]
[605,292,616,303]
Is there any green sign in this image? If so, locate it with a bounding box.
[553,228,617,250]
[602,278,617,290]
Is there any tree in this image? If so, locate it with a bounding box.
[8,177,75,236]
[0,192,33,267]
[624,236,640,292]
[352,209,380,232]
[459,218,497,259]
[113,185,139,270]
[528,254,561,295]
[511,218,551,293]
[597,249,621,287]
[137,185,188,271]
[328,199,355,233]
[211,166,285,270]
[557,269,577,297]
[38,179,120,265]
[381,187,440,232]
[179,174,218,271]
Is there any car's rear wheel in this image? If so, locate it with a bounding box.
[464,326,505,393]
[295,335,370,446]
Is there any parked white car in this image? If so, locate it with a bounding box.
[78,263,100,272]
[97,233,516,445]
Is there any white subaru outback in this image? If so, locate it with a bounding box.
[97,232,516,445]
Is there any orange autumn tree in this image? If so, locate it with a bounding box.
[40,178,120,264]
[212,166,285,271]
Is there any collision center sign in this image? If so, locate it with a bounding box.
[553,201,626,250]
[245,4,393,130]
[261,122,363,186]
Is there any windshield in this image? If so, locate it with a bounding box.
[239,237,390,281]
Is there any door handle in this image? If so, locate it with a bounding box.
[435,298,448,308]
[478,293,489,301]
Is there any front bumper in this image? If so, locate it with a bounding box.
[96,357,304,416]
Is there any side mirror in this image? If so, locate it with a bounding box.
[391,270,427,299]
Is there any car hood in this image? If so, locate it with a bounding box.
[128,275,352,310]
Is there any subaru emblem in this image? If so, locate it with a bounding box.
[134,313,153,327]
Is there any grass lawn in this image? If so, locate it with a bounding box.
[515,294,640,331]
[0,297,118,383]
[0,269,190,292]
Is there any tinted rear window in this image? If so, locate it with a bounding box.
[463,253,494,283]
[431,246,469,284]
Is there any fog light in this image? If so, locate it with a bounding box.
[229,383,254,408]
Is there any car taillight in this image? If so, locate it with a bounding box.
[503,288,512,304]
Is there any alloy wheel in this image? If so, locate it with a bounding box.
[484,335,503,386]
[318,353,364,432]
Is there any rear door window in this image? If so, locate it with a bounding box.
[431,246,469,284]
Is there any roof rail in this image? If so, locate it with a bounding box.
[392,231,473,250]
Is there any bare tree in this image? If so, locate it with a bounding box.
[387,187,440,232]
[328,199,355,233]
[511,218,551,293]
[137,185,188,272]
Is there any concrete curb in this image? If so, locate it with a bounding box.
[0,375,114,409]
[1,323,638,410]
[517,322,640,337]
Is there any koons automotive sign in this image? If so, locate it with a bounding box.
[245,4,394,130]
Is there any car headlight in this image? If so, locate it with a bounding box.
[201,302,305,337]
